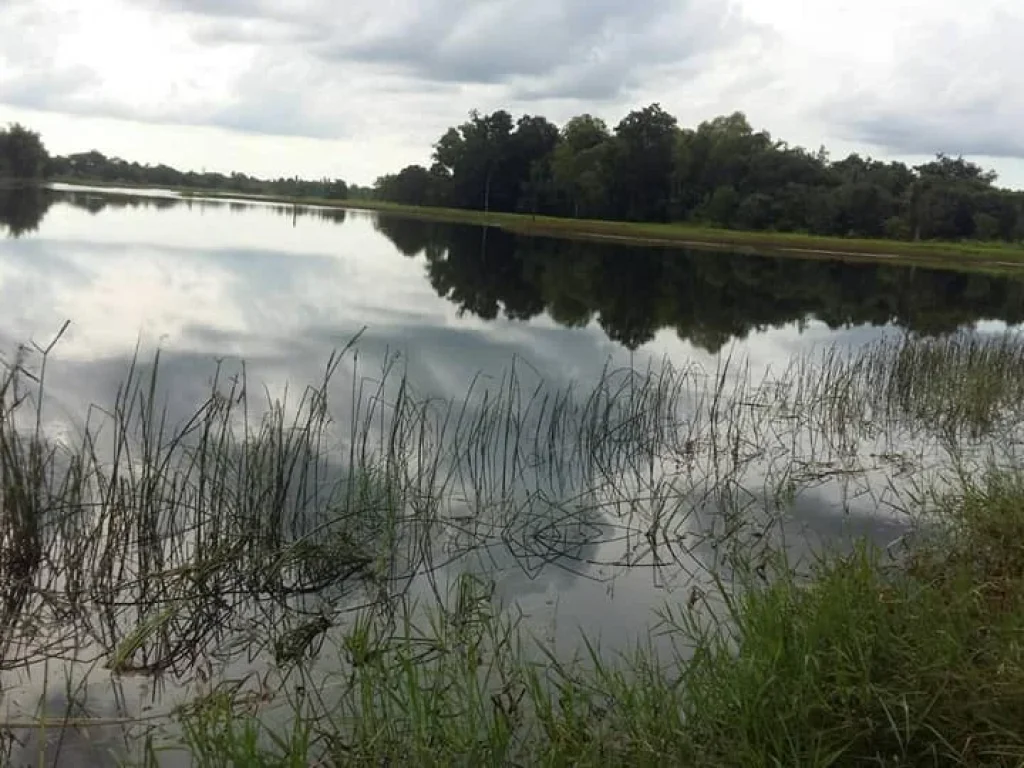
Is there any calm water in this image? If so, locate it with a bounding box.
[0,185,1021,763]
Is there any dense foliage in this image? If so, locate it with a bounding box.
[0,123,49,180]
[375,105,1024,242]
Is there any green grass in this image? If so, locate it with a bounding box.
[168,471,1024,767]
[48,178,1024,274]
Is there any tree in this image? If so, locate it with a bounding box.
[0,124,49,179]
[609,103,679,221]
[376,165,434,206]
[433,110,516,211]
[551,115,612,218]
[506,115,560,214]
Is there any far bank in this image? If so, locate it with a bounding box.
[46,179,1024,275]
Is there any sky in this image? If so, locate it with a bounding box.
[1,0,1022,189]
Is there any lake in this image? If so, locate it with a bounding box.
[0,184,1022,764]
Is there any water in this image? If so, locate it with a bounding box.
[0,185,1022,764]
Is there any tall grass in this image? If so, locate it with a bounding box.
[169,467,1024,766]
[0,327,1022,764]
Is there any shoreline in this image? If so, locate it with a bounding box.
[46,178,1024,274]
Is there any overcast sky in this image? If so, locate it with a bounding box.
[1,0,1021,188]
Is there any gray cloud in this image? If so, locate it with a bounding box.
[328,0,743,101]
[160,0,749,102]
[824,6,1024,161]
[840,113,1024,164]
[0,0,752,141]
[0,68,99,114]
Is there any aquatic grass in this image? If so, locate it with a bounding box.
[175,688,317,768]
[163,467,1024,767]
[670,470,1024,767]
[0,326,1022,762]
[818,331,1024,443]
[0,330,432,683]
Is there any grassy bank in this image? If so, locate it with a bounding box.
[2,329,1024,764]
[174,473,1024,767]
[48,178,1024,274]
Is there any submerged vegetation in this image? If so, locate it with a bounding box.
[0,326,1022,764]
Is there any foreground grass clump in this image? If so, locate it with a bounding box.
[677,479,1024,766]
[171,471,1024,767]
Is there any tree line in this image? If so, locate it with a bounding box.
[0,123,356,200]
[374,106,1024,243]
[6,110,1024,244]
[0,186,351,238]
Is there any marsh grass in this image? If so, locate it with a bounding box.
[0,327,1023,764]
[837,332,1024,442]
[165,471,1024,767]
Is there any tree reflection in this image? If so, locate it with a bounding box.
[376,216,1024,353]
[0,186,53,237]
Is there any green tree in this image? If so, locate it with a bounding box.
[0,124,49,179]
[550,115,612,218]
[433,110,516,211]
[609,103,679,221]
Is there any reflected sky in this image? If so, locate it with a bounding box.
[2,189,985,764]
[0,190,928,406]
[0,190,978,653]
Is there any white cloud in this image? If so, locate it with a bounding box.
[1,0,1022,187]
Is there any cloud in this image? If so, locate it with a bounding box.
[157,0,752,103]
[5,0,1023,188]
[0,0,752,143]
[822,2,1024,160]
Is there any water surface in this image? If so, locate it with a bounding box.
[0,186,1020,763]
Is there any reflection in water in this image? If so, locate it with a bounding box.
[0,185,54,237]
[374,215,1024,351]
[0,187,1021,761]
[4,188,1024,354]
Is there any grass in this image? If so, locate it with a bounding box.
[167,472,1024,767]
[1,327,1024,764]
[47,178,1024,274]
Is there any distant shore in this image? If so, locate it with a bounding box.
[48,178,1024,274]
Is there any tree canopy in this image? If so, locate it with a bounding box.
[0,124,49,180]
[374,104,1024,244]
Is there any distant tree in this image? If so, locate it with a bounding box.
[376,165,433,206]
[0,124,49,179]
[433,110,516,211]
[551,115,612,218]
[609,103,679,221]
[40,144,351,201]
[505,115,560,213]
